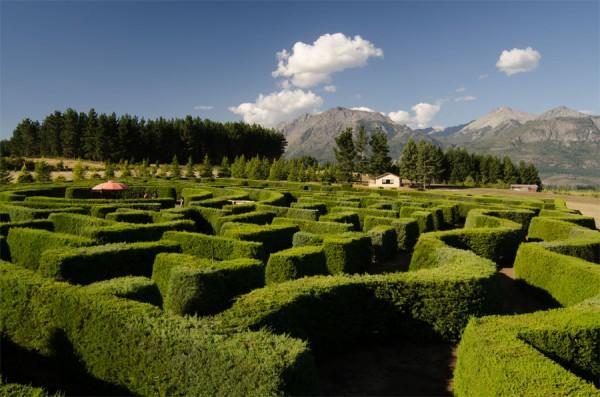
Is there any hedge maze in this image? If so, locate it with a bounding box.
[0,180,598,396]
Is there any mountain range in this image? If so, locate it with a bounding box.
[279,106,600,185]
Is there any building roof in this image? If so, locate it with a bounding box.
[510,184,538,187]
[374,172,399,179]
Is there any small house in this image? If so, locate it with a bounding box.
[369,172,401,189]
[510,184,538,192]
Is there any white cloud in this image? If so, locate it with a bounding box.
[272,33,383,88]
[351,106,376,112]
[455,96,477,102]
[496,47,541,76]
[478,74,489,80]
[324,85,337,93]
[193,105,213,110]
[229,89,323,127]
[388,102,441,128]
[579,109,594,115]
[456,87,466,93]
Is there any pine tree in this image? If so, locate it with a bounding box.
[416,141,436,188]
[72,160,85,181]
[368,128,391,175]
[185,156,195,178]
[170,155,180,179]
[200,154,213,177]
[399,138,418,184]
[61,108,80,158]
[218,157,231,178]
[231,155,247,178]
[16,164,33,183]
[121,160,132,178]
[502,156,518,184]
[355,126,369,174]
[333,128,356,182]
[268,159,287,180]
[34,161,52,182]
[82,109,99,159]
[105,162,115,179]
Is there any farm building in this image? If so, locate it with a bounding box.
[510,184,538,192]
[369,172,401,189]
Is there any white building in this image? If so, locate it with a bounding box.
[369,172,401,189]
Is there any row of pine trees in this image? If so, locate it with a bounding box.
[332,127,541,187]
[2,109,286,163]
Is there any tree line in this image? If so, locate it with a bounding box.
[2,109,286,163]
[332,127,542,188]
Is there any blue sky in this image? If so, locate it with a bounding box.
[1,0,598,137]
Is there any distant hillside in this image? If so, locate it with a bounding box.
[280,107,436,161]
[280,106,600,185]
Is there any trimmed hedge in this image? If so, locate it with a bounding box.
[367,225,397,263]
[271,217,353,234]
[162,230,264,260]
[528,216,599,242]
[7,228,94,270]
[265,246,327,284]
[152,253,264,315]
[0,261,317,395]
[221,222,299,255]
[319,211,361,231]
[400,207,434,233]
[85,220,196,243]
[83,276,162,306]
[330,206,397,229]
[216,210,276,233]
[514,243,600,306]
[0,219,53,237]
[290,202,327,215]
[38,240,181,284]
[454,300,600,396]
[364,216,420,252]
[106,210,155,223]
[255,204,319,221]
[90,202,162,218]
[49,212,115,235]
[322,233,372,274]
[0,204,86,222]
[220,250,499,354]
[292,231,324,247]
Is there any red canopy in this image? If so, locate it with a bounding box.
[91,180,129,191]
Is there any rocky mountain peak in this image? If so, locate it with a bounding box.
[536,106,589,120]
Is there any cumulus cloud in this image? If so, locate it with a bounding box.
[351,106,376,112]
[455,96,477,102]
[229,89,323,127]
[496,47,541,76]
[193,105,213,110]
[579,109,594,115]
[324,85,337,93]
[272,33,383,88]
[388,102,441,128]
[456,87,466,93]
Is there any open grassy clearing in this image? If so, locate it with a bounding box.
[0,179,598,396]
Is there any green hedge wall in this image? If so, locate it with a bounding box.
[85,220,196,244]
[216,210,276,233]
[220,251,499,354]
[0,219,53,237]
[49,212,116,236]
[38,240,181,285]
[0,261,317,395]
[292,231,324,247]
[454,300,600,396]
[152,253,264,315]
[221,222,299,255]
[322,233,372,274]
[0,204,86,222]
[82,276,162,306]
[514,243,600,306]
[367,225,397,263]
[90,202,162,218]
[399,207,434,233]
[106,210,155,223]
[271,217,353,234]
[7,228,95,270]
[265,246,327,284]
[319,211,361,231]
[364,216,420,252]
[162,230,265,261]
